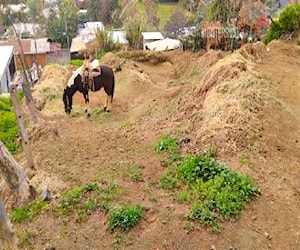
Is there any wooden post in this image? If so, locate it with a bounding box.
[0,140,34,200]
[0,139,36,250]
[9,84,35,171]
[0,193,18,250]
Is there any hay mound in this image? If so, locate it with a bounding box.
[32,64,71,111]
[172,51,279,154]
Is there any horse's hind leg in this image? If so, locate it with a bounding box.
[104,95,113,112]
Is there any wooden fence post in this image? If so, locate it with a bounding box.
[9,84,35,171]
[0,193,18,250]
[0,139,36,250]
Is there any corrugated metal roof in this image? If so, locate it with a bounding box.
[0,46,14,79]
[145,38,181,51]
[142,32,164,40]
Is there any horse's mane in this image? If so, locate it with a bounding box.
[65,59,101,88]
[66,66,83,87]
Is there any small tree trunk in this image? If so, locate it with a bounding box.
[0,140,36,250]
[0,194,18,250]
[0,140,34,200]
[9,84,35,171]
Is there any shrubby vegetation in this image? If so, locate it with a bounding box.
[156,135,260,231]
[264,3,300,44]
[0,95,19,153]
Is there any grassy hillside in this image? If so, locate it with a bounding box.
[136,2,181,30]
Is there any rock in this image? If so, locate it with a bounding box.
[44,243,55,250]
[180,137,191,144]
[211,245,217,250]
[42,188,51,201]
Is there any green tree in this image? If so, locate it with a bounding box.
[46,0,78,48]
[144,0,160,30]
[85,0,118,25]
[207,0,242,24]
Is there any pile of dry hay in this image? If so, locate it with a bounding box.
[32,64,71,113]
[169,48,281,154]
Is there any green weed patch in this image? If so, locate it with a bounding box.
[107,204,143,232]
[11,200,49,222]
[55,181,121,222]
[156,135,260,231]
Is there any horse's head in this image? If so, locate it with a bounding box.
[62,88,72,114]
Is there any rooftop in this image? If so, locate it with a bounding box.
[0,46,14,80]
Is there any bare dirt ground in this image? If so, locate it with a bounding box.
[7,41,300,250]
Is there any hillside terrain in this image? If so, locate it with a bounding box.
[5,41,300,250]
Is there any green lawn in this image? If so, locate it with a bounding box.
[136,2,179,30]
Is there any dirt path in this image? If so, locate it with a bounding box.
[11,44,300,250]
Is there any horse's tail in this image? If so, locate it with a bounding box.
[111,70,115,103]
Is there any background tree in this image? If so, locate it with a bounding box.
[85,0,119,25]
[144,0,160,30]
[122,1,143,49]
[164,7,190,37]
[46,0,78,48]
[206,0,242,25]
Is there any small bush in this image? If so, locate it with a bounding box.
[155,134,179,159]
[264,19,282,44]
[107,204,143,232]
[279,3,300,32]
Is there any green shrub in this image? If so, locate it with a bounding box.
[156,134,260,231]
[279,3,300,32]
[264,19,282,44]
[0,96,18,153]
[107,204,143,232]
[264,3,300,44]
[155,134,179,159]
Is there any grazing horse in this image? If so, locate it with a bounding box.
[63,65,115,114]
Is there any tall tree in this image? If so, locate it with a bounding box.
[144,0,160,30]
[206,0,242,25]
[85,0,117,25]
[46,0,78,48]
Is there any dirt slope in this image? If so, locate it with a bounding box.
[6,42,300,250]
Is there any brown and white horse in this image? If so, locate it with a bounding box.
[63,62,115,115]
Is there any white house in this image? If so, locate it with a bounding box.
[141,32,164,50]
[0,46,15,94]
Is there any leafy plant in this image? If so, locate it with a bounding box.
[107,204,143,232]
[155,134,179,159]
[56,181,121,221]
[156,134,260,231]
[175,190,190,203]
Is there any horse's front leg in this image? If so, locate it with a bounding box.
[83,92,90,118]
